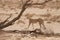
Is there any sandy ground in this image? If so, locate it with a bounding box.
[1,8,60,33]
[0,31,60,40]
[0,8,60,40]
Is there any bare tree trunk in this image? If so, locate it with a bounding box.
[0,0,30,29]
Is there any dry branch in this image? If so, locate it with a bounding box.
[0,0,52,29]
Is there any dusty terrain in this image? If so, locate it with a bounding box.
[0,9,60,40]
[0,0,60,40]
[0,30,60,40]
